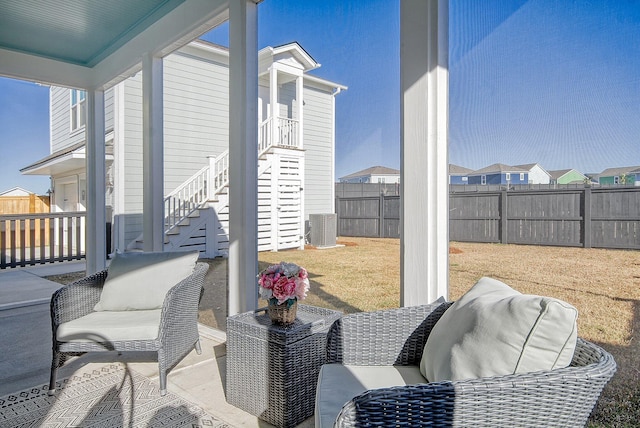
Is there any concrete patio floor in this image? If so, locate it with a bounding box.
[0,262,314,427]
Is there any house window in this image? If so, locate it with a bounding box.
[378,178,385,183]
[481,175,486,185]
[614,176,619,184]
[505,172,511,181]
[70,89,86,132]
[462,176,468,182]
[520,173,525,181]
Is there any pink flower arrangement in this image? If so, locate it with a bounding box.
[258,262,310,306]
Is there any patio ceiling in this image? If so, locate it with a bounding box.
[0,0,229,90]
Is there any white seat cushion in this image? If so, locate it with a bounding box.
[94,250,199,311]
[57,309,162,342]
[421,277,578,382]
[315,364,427,428]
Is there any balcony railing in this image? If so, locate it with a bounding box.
[0,212,86,269]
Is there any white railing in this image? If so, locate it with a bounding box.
[164,166,209,233]
[259,117,299,152]
[210,151,229,195]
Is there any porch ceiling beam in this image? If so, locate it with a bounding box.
[228,0,259,315]
[400,0,449,305]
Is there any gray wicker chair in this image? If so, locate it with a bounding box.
[319,302,617,427]
[48,262,209,396]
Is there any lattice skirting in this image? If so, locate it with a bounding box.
[0,364,229,427]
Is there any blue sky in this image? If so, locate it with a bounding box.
[1,0,639,194]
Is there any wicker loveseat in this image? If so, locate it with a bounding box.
[316,301,617,428]
[48,253,208,396]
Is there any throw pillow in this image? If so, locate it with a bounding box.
[94,250,199,311]
[420,277,578,382]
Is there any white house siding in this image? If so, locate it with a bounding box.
[104,87,114,134]
[119,49,231,246]
[302,83,334,218]
[50,87,85,153]
[120,74,144,245]
[278,81,297,119]
[163,51,229,192]
[527,164,551,184]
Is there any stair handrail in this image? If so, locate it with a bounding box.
[164,165,209,233]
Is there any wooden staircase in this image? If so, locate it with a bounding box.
[129,117,304,257]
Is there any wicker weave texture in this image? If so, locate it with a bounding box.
[49,262,209,395]
[325,303,616,428]
[226,304,342,428]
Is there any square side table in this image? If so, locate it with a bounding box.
[226,304,342,428]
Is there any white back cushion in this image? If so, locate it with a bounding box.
[94,251,199,311]
[421,277,578,382]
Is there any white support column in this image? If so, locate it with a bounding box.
[296,75,303,149]
[85,89,107,274]
[400,0,449,305]
[296,75,305,249]
[113,82,126,252]
[228,0,259,315]
[142,53,164,252]
[270,66,278,146]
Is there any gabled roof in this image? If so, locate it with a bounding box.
[449,164,473,175]
[599,166,640,177]
[513,163,537,171]
[340,166,400,179]
[469,163,528,175]
[548,169,574,179]
[0,186,33,196]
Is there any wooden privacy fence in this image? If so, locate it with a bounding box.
[336,194,401,238]
[0,212,86,269]
[0,194,50,214]
[336,187,640,250]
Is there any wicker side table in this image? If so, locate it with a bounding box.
[226,304,342,428]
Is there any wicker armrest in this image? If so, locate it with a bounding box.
[334,338,616,427]
[158,262,209,342]
[50,269,108,328]
[326,302,452,366]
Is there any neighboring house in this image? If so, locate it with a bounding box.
[598,166,640,186]
[449,164,473,184]
[467,163,528,186]
[0,187,33,197]
[548,169,589,185]
[339,166,400,184]
[21,40,346,257]
[514,163,551,184]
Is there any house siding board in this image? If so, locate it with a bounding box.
[104,87,114,133]
[163,52,229,193]
[558,170,586,185]
[278,81,297,119]
[50,87,85,152]
[302,85,334,218]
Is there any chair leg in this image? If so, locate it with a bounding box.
[48,351,61,395]
[195,338,202,355]
[159,369,167,396]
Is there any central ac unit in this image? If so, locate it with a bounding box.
[309,213,337,247]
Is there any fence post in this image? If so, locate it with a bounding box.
[379,194,384,237]
[500,190,508,244]
[583,187,592,248]
[335,196,340,236]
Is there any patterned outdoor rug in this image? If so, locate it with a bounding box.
[0,364,230,427]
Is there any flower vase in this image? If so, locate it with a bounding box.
[267,299,298,326]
